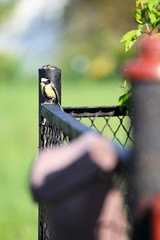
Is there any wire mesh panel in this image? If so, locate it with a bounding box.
[79,115,133,148]
[39,105,133,240]
[64,106,133,149]
[39,118,70,240]
[41,118,69,149]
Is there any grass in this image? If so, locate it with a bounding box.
[0,75,130,240]
[62,76,126,106]
[0,80,38,240]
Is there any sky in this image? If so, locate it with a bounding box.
[0,0,70,71]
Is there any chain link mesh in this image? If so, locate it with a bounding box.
[69,110,133,149]
[39,108,133,240]
[41,118,69,148]
[39,118,70,240]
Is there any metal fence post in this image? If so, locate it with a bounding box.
[38,65,61,240]
[124,37,160,240]
[39,65,62,148]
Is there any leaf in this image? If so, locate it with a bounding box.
[148,11,158,26]
[125,38,137,52]
[138,23,145,31]
[136,28,143,37]
[120,30,138,51]
[120,80,129,90]
[120,30,137,43]
[148,0,158,11]
[143,0,150,3]
[136,0,142,7]
[136,0,149,7]
[119,92,132,112]
[135,8,143,23]
[150,9,160,27]
[121,0,160,51]
[123,80,128,88]
[121,28,142,51]
[156,1,160,8]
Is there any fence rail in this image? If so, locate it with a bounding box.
[41,104,89,140]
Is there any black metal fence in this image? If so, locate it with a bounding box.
[38,66,133,240]
[64,106,133,148]
[41,104,133,147]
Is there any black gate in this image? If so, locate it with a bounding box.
[38,65,133,240]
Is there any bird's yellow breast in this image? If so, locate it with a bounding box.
[45,84,56,98]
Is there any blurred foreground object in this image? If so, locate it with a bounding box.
[30,132,129,240]
[123,37,160,240]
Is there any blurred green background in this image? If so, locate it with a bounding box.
[0,0,136,239]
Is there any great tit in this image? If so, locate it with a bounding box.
[40,78,60,104]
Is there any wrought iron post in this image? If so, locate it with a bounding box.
[38,65,61,240]
[39,65,61,146]
[124,37,160,240]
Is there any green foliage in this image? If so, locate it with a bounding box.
[120,29,141,52]
[118,80,132,111]
[119,0,160,111]
[119,91,132,112]
[121,0,160,52]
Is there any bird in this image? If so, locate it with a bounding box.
[40,77,60,105]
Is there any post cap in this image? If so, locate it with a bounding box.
[123,37,160,82]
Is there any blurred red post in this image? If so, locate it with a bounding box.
[123,37,160,240]
[152,193,160,240]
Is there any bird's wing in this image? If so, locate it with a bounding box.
[51,82,60,103]
[40,82,45,97]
